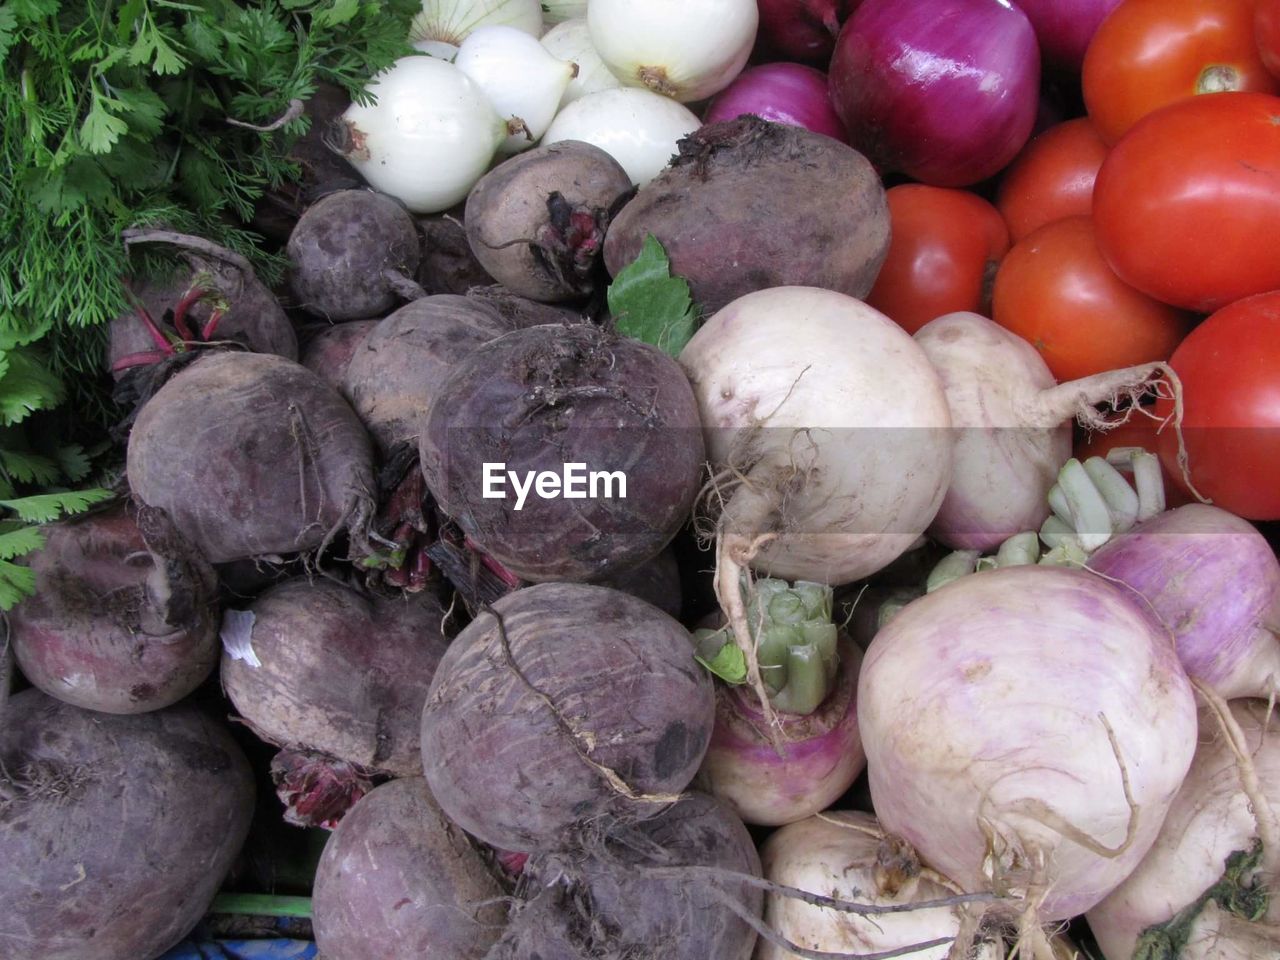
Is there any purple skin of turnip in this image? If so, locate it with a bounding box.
[465,140,633,303]
[287,189,426,321]
[312,777,507,960]
[1087,503,1280,700]
[126,351,375,564]
[420,583,715,853]
[420,323,705,583]
[300,319,378,393]
[0,690,255,960]
[9,502,220,714]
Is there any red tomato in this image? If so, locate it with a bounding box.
[1074,414,1193,507]
[1083,0,1277,144]
[1093,91,1280,313]
[865,185,1010,335]
[991,216,1192,383]
[996,118,1109,242]
[1155,290,1280,519]
[1260,0,1280,78]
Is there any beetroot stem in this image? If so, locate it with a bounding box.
[171,285,209,342]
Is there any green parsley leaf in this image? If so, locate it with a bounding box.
[606,234,698,357]
[0,559,37,610]
[0,489,114,523]
[695,640,749,686]
[80,97,129,153]
[0,525,45,562]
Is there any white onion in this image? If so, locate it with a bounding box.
[409,0,543,45]
[454,25,576,152]
[410,38,460,59]
[338,56,506,214]
[541,0,587,26]
[587,0,758,102]
[541,87,699,185]
[540,18,621,109]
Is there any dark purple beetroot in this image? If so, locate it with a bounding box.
[603,115,890,314]
[419,323,705,583]
[417,209,496,295]
[489,793,761,960]
[126,351,375,563]
[420,582,715,853]
[300,320,379,393]
[465,141,633,303]
[9,503,220,714]
[221,578,448,776]
[0,690,255,960]
[344,295,512,455]
[288,189,425,321]
[312,777,506,960]
[600,545,682,619]
[464,285,588,328]
[109,246,297,377]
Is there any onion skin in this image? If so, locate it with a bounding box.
[829,0,1040,187]
[754,0,848,66]
[700,636,865,826]
[703,63,847,141]
[859,565,1198,921]
[1015,0,1123,73]
[1087,503,1280,700]
[1086,700,1280,960]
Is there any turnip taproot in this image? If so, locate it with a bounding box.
[312,777,506,960]
[287,189,425,321]
[489,792,761,960]
[344,295,512,455]
[421,323,704,583]
[604,117,889,313]
[0,690,254,960]
[221,578,449,776]
[1087,698,1280,960]
[1087,503,1280,700]
[679,286,952,720]
[464,140,632,302]
[859,565,1198,940]
[914,311,1187,551]
[10,503,219,714]
[420,583,715,852]
[126,351,375,563]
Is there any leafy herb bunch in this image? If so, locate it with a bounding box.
[0,0,418,381]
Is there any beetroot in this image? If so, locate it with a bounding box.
[417,210,496,295]
[312,777,506,960]
[343,295,512,455]
[288,189,425,321]
[420,583,715,852]
[9,503,220,714]
[109,239,297,376]
[126,351,375,563]
[465,140,633,303]
[603,116,889,313]
[419,323,705,582]
[489,793,761,960]
[300,320,378,392]
[221,578,449,777]
[0,690,255,960]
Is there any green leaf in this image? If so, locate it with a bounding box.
[9,0,60,21]
[53,444,93,482]
[606,234,698,357]
[114,87,168,138]
[0,525,45,561]
[80,97,129,154]
[0,450,61,486]
[0,350,64,425]
[695,640,748,685]
[0,488,113,523]
[115,0,145,39]
[0,6,21,60]
[314,0,362,28]
[0,559,37,610]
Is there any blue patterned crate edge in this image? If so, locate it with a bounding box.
[158,940,317,959]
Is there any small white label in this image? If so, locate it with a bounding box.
[482,462,627,511]
[220,609,261,668]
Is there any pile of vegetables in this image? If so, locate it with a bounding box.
[5,1,1280,959]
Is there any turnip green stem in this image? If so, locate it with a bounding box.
[995,532,1040,567]
[1106,447,1165,522]
[1084,456,1139,533]
[1055,458,1113,551]
[926,550,980,593]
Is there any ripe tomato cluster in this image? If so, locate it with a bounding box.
[867,0,1280,520]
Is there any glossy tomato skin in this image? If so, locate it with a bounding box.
[996,118,1109,242]
[1083,0,1278,144]
[992,216,1192,383]
[1155,291,1280,519]
[866,185,1010,335]
[1260,0,1280,79]
[1093,91,1280,313]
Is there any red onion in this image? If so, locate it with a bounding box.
[703,63,848,141]
[1087,503,1280,700]
[754,0,850,65]
[829,0,1040,187]
[1014,0,1123,73]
